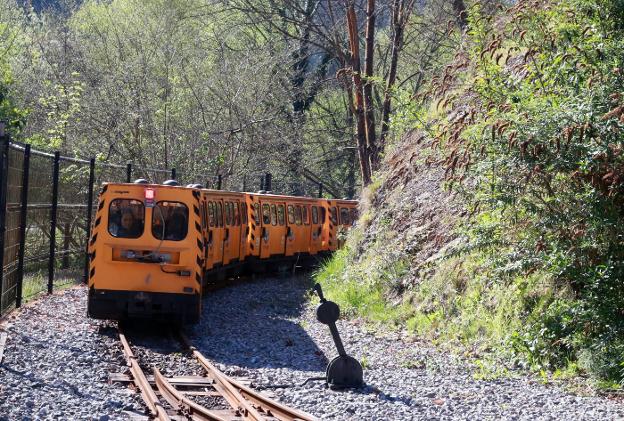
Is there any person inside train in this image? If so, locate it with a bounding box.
[152,203,188,241]
[165,208,187,240]
[109,208,141,238]
[109,199,143,238]
[117,209,142,237]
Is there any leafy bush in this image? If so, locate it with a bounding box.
[420,0,624,383]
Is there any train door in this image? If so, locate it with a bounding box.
[223,200,241,264]
[328,204,338,251]
[309,204,322,254]
[285,204,296,256]
[285,203,307,255]
[319,205,329,251]
[212,199,225,265]
[275,203,287,256]
[205,201,216,268]
[239,202,248,260]
[259,200,286,258]
[301,204,312,254]
[259,202,271,259]
[337,206,351,248]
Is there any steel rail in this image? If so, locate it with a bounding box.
[153,368,228,421]
[191,350,266,420]
[118,327,171,421]
[179,333,317,421]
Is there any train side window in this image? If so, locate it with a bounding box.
[330,207,338,225]
[108,199,144,238]
[253,203,260,225]
[277,205,285,225]
[270,204,277,226]
[262,204,271,225]
[233,202,240,225]
[311,206,318,224]
[295,205,302,225]
[208,202,215,227]
[200,202,206,229]
[340,207,350,225]
[320,207,326,223]
[216,202,224,227]
[287,205,295,224]
[302,206,309,225]
[152,201,188,241]
[225,202,233,225]
[350,208,358,223]
[241,203,248,224]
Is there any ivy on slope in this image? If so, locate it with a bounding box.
[426,0,624,383]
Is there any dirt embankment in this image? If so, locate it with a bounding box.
[355,131,463,293]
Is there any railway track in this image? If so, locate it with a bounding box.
[117,325,317,421]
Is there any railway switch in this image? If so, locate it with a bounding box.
[313,283,364,389]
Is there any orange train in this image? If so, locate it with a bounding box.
[87,180,357,323]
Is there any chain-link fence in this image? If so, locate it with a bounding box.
[0,133,334,318]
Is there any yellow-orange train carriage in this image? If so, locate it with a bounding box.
[88,180,204,323]
[87,179,358,324]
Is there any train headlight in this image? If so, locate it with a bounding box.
[121,250,136,259]
[156,253,172,263]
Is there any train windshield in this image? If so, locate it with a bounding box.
[108,199,145,238]
[152,201,189,241]
[340,208,350,225]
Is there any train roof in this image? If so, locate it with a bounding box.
[101,182,357,203]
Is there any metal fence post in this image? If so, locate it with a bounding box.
[0,130,9,311]
[265,173,272,191]
[171,168,176,180]
[318,183,323,198]
[48,151,60,294]
[260,174,265,191]
[217,174,222,190]
[126,163,132,183]
[16,144,30,307]
[83,158,95,284]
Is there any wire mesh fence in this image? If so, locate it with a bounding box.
[0,133,332,318]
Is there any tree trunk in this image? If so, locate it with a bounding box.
[363,0,378,172]
[379,0,411,149]
[346,1,372,186]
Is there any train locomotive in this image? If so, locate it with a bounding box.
[87,180,357,324]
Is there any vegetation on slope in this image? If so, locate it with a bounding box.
[318,0,624,386]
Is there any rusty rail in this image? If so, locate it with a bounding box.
[153,368,228,421]
[118,327,171,421]
[179,333,317,421]
[117,325,317,421]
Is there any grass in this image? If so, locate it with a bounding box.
[315,243,412,327]
[20,268,82,304]
[314,240,592,384]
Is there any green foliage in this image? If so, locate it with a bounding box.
[319,0,624,386]
[315,225,412,326]
[0,0,27,133]
[422,0,624,384]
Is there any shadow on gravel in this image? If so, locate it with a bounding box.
[186,275,329,374]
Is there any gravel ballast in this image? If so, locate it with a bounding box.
[1,278,624,420]
[0,287,143,420]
